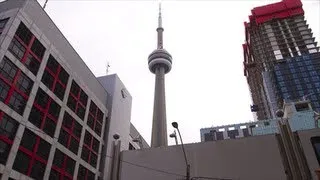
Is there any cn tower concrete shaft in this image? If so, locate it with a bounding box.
[151,66,167,147]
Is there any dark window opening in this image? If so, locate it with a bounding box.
[129,143,135,150]
[295,103,309,112]
[87,101,104,136]
[42,55,69,100]
[311,136,320,165]
[67,80,87,120]
[0,112,18,164]
[29,88,60,137]
[81,131,99,168]
[58,112,82,155]
[13,128,50,179]
[15,23,32,45]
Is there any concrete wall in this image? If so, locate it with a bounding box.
[120,134,287,180]
[298,128,320,179]
[97,74,132,179]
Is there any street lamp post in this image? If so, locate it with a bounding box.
[169,130,178,145]
[172,122,190,180]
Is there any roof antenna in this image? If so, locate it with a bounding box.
[43,0,49,9]
[106,61,110,75]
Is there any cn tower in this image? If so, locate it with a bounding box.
[148,3,172,148]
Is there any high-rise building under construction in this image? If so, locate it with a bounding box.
[243,0,320,120]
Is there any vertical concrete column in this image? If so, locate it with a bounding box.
[151,66,168,147]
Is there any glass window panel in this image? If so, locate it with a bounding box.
[35,89,49,108]
[16,73,33,95]
[79,91,88,106]
[0,114,19,140]
[24,54,40,75]
[76,105,85,120]
[69,137,79,155]
[0,80,9,101]
[58,129,68,147]
[48,101,61,119]
[43,117,56,137]
[31,39,45,59]
[70,81,80,96]
[41,71,54,90]
[54,82,65,100]
[8,38,26,60]
[20,129,37,151]
[15,23,32,45]
[90,153,97,168]
[13,151,30,174]
[73,121,82,138]
[67,96,76,111]
[0,140,12,164]
[0,57,17,82]
[28,107,43,128]
[81,146,89,161]
[30,160,46,180]
[8,91,26,115]
[65,157,75,175]
[37,139,51,160]
[47,56,59,74]
[53,149,64,167]
[63,112,73,129]
[58,68,69,85]
[49,169,60,180]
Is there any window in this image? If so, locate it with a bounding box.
[58,112,82,155]
[13,128,51,179]
[0,18,9,34]
[81,131,99,168]
[67,80,88,120]
[51,149,75,180]
[0,57,33,115]
[0,111,19,164]
[77,165,95,180]
[311,137,320,165]
[42,55,69,100]
[28,88,61,137]
[87,101,104,136]
[8,22,45,75]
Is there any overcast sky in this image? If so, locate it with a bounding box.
[37,0,319,145]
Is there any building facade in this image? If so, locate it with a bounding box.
[200,100,318,142]
[0,0,147,180]
[243,0,320,120]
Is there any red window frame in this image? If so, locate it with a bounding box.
[0,57,33,115]
[50,149,76,180]
[13,128,51,179]
[42,55,69,100]
[81,131,99,168]
[58,112,82,155]
[0,111,19,165]
[77,164,95,180]
[67,80,88,120]
[8,22,45,75]
[28,88,61,137]
[87,101,104,136]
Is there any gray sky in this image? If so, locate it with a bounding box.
[37,0,320,145]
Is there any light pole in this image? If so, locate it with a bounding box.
[172,122,190,180]
[169,130,178,145]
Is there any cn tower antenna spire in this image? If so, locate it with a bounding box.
[157,1,164,49]
[158,2,162,28]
